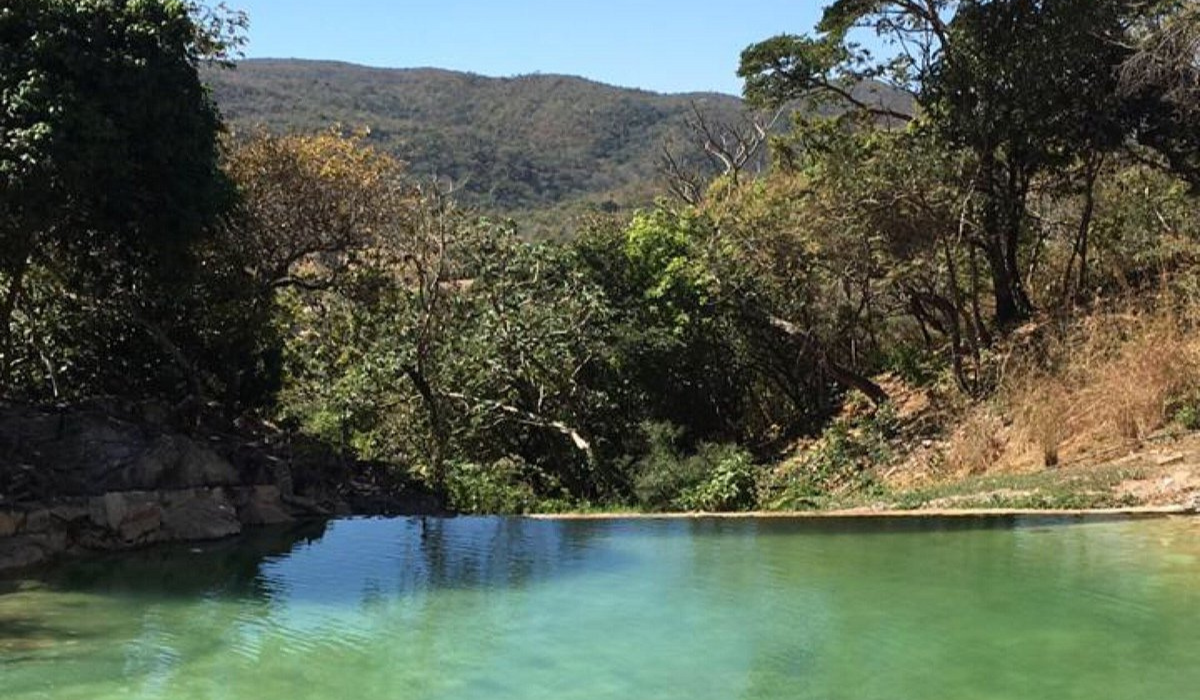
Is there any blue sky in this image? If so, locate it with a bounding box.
[231,0,828,96]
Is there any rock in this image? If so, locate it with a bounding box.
[0,511,22,537]
[90,492,128,531]
[0,536,52,571]
[120,502,164,543]
[122,435,239,491]
[0,403,241,498]
[281,494,330,517]
[88,491,162,535]
[23,509,52,534]
[161,489,241,541]
[0,402,439,573]
[235,485,293,526]
[49,504,90,524]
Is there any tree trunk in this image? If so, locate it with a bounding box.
[1062,155,1102,307]
[968,244,992,347]
[978,155,1034,327]
[981,212,1034,327]
[406,365,447,495]
[766,314,890,406]
[823,355,892,406]
[0,257,29,389]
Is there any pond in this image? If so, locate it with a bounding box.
[2,515,1198,700]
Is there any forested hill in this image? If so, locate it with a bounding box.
[205,59,746,226]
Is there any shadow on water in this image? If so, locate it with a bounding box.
[4,520,333,599]
[635,512,1155,539]
[4,513,1198,700]
[1,513,1163,610]
[2,516,644,606]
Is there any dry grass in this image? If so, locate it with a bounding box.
[944,408,1008,476]
[1009,373,1072,467]
[1083,335,1194,439]
[946,301,1200,474]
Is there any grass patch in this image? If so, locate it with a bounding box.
[880,463,1151,510]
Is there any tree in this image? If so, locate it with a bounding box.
[0,0,242,394]
[659,104,782,205]
[739,0,1159,326]
[1121,2,1200,187]
[222,129,416,292]
[928,0,1139,322]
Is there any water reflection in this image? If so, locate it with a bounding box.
[2,516,1199,700]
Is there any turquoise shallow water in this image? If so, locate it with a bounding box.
[2,515,1199,700]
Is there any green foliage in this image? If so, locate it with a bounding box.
[445,458,544,515]
[881,345,940,387]
[1088,166,1200,289]
[1174,403,1200,432]
[205,60,747,231]
[0,0,256,407]
[0,0,233,276]
[631,422,703,509]
[738,34,850,109]
[676,446,761,512]
[740,0,1194,327]
[623,208,718,328]
[631,422,761,512]
[6,0,1200,518]
[763,406,897,510]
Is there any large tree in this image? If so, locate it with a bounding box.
[739,0,1161,326]
[1122,1,1200,187]
[0,0,240,390]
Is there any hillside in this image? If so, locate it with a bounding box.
[205,59,748,231]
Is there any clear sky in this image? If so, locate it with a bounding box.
[230,0,828,96]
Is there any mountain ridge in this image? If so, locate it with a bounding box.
[225,58,743,99]
[205,58,748,233]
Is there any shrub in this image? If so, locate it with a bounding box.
[1173,402,1200,431]
[631,422,762,511]
[445,457,541,514]
[676,444,761,512]
[631,422,703,509]
[763,406,897,510]
[882,344,941,387]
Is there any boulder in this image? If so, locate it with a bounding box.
[0,510,22,537]
[0,536,52,571]
[23,508,52,534]
[49,504,90,525]
[235,485,293,526]
[161,489,241,541]
[0,403,240,498]
[119,435,239,492]
[88,492,165,544]
[117,501,164,543]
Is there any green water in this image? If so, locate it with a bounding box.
[2,516,1198,700]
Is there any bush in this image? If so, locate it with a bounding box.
[882,344,941,387]
[445,457,542,514]
[631,422,708,509]
[676,444,761,512]
[763,406,896,510]
[631,422,762,511]
[1174,402,1200,431]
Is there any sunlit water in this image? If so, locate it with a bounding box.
[2,516,1199,700]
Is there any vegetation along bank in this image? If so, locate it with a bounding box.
[1,0,1199,571]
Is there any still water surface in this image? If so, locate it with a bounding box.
[2,515,1198,700]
